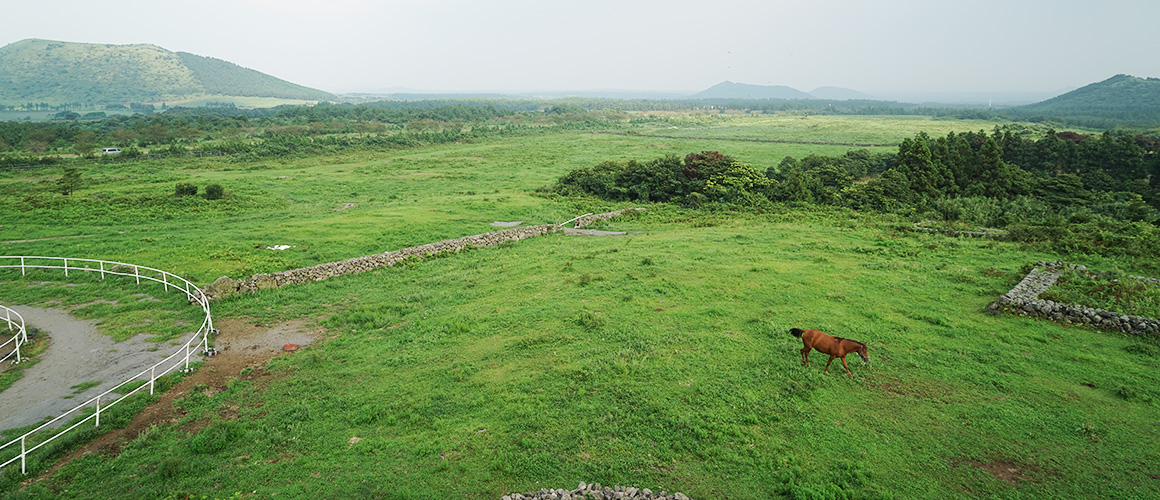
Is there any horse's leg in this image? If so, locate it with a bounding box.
[801,346,811,366]
[824,355,836,373]
[840,356,852,377]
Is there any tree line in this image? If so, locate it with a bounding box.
[554,129,1160,264]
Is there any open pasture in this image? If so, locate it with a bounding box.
[0,115,1157,499]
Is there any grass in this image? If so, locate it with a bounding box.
[0,329,47,394]
[61,381,100,399]
[0,115,1156,499]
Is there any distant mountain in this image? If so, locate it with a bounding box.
[1014,74,1160,123]
[692,81,814,100]
[809,86,876,101]
[0,39,334,105]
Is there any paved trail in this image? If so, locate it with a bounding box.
[0,307,181,431]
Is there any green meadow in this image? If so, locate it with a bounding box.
[0,115,1157,499]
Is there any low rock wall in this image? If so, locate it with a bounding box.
[205,209,637,300]
[574,208,641,228]
[990,260,1160,338]
[913,221,1008,239]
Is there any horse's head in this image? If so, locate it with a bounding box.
[858,343,870,364]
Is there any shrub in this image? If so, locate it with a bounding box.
[175,182,198,196]
[205,184,224,200]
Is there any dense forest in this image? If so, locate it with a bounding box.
[0,101,549,158]
[555,129,1160,262]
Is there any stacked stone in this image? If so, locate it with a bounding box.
[991,261,1160,338]
[574,208,642,229]
[205,209,637,300]
[501,483,690,500]
[912,221,1007,239]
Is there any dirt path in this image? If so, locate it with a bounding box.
[0,235,95,244]
[27,318,319,483]
[0,307,181,431]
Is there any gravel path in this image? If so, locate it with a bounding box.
[0,306,183,431]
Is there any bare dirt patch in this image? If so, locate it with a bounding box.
[972,460,1035,484]
[951,457,1044,485]
[28,318,321,482]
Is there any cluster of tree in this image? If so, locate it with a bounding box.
[559,129,1160,212]
[557,135,1160,265]
[556,129,1160,247]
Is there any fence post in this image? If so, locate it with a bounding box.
[185,344,191,370]
[163,273,168,292]
[95,396,101,427]
[20,257,25,276]
[64,258,68,277]
[20,436,25,475]
[100,261,105,280]
[134,266,140,284]
[150,366,155,395]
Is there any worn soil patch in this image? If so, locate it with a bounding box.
[974,460,1032,484]
[0,235,95,244]
[28,318,320,483]
[951,458,1043,485]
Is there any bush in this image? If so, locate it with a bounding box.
[205,184,224,200]
[175,182,198,196]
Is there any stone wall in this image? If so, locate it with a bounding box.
[205,209,637,300]
[989,260,1160,338]
[913,221,1008,239]
[574,208,641,228]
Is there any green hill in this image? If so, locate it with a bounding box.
[691,81,814,100]
[1014,74,1160,125]
[0,39,335,105]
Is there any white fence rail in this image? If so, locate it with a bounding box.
[0,305,27,365]
[0,256,215,475]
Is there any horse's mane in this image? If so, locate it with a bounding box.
[834,337,865,347]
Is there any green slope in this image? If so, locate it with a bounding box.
[692,81,814,100]
[1015,74,1160,124]
[0,38,334,105]
[176,52,334,101]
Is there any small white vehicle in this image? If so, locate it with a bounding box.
[101,148,121,155]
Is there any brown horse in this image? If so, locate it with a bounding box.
[790,328,869,378]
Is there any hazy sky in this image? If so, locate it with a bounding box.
[4,0,1158,94]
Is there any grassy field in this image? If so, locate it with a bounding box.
[0,115,1157,499]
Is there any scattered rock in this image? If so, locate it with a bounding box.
[499,484,691,500]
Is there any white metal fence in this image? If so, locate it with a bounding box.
[0,256,215,475]
[0,305,27,365]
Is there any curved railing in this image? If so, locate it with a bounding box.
[0,305,27,365]
[0,256,215,475]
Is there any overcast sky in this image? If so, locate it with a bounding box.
[4,0,1158,95]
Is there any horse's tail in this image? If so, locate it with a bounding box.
[790,328,805,338]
